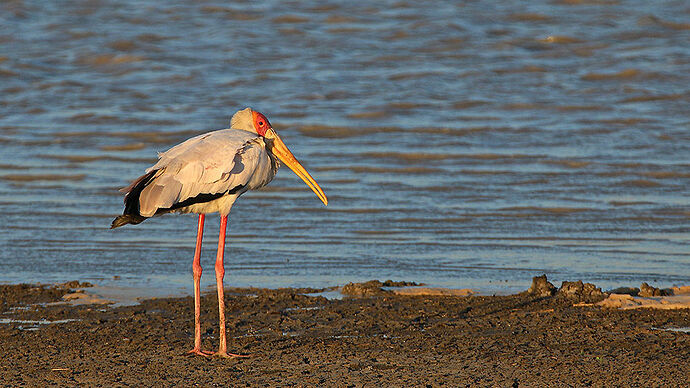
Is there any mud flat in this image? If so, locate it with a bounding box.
[1,277,688,386]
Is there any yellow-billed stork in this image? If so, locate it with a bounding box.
[111,108,327,357]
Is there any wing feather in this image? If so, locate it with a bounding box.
[137,129,272,217]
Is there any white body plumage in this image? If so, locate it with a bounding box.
[139,129,279,216]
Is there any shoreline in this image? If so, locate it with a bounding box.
[1,277,689,385]
[5,275,688,307]
[39,277,690,309]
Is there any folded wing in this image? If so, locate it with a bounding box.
[134,129,271,217]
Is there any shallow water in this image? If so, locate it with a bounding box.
[0,0,688,296]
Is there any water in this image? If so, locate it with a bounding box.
[1,0,688,296]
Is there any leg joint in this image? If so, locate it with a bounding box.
[192,263,202,278]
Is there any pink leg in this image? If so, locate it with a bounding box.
[188,214,212,357]
[213,215,247,358]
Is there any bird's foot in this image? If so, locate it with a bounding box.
[187,348,214,357]
[213,350,249,359]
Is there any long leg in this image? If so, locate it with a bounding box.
[214,215,228,357]
[213,215,247,358]
[188,214,212,356]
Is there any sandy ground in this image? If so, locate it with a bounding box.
[1,278,688,387]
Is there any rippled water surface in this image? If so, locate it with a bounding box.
[1,0,688,295]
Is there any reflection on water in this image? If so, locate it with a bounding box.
[0,0,688,296]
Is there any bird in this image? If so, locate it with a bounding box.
[111,107,327,357]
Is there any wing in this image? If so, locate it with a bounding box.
[136,129,272,217]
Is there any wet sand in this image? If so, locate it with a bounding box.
[1,278,688,386]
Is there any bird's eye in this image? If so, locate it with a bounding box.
[258,121,264,126]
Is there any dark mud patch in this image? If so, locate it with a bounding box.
[0,282,90,313]
[1,279,688,386]
[341,280,420,296]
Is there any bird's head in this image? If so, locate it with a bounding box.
[230,107,271,136]
[230,107,327,206]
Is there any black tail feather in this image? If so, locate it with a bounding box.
[111,214,147,229]
[111,170,157,228]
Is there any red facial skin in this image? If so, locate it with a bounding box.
[252,111,271,136]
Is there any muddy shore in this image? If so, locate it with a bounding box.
[1,278,688,387]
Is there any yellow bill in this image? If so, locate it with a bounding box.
[265,128,328,206]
